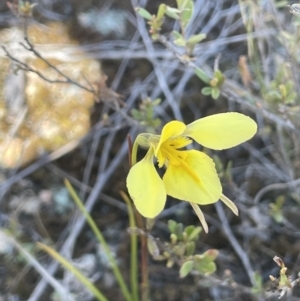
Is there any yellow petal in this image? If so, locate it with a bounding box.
[163,150,222,205]
[166,136,192,149]
[155,121,186,156]
[184,113,257,150]
[126,148,166,218]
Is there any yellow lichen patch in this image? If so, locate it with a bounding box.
[0,22,102,168]
[24,58,101,152]
[0,137,39,169]
[27,22,78,45]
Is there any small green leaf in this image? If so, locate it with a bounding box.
[214,70,225,86]
[211,87,220,99]
[152,98,161,106]
[195,261,216,275]
[173,30,183,39]
[179,260,194,278]
[174,37,186,47]
[172,31,186,46]
[187,33,206,45]
[165,6,180,19]
[186,241,195,256]
[135,7,152,20]
[168,220,177,233]
[186,34,206,55]
[183,225,195,237]
[170,233,178,244]
[187,227,202,241]
[175,223,184,240]
[265,90,281,100]
[157,4,166,21]
[180,0,194,29]
[202,249,218,261]
[201,87,212,95]
[194,67,210,84]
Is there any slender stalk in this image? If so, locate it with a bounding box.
[135,212,149,301]
[127,135,133,167]
[120,191,139,301]
[127,132,149,300]
[131,138,139,166]
[1,231,74,301]
[65,179,132,301]
[37,242,108,301]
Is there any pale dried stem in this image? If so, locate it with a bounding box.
[189,202,209,233]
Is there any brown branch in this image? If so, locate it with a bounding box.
[1,45,92,89]
[19,39,94,94]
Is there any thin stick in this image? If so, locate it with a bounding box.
[1,230,75,301]
[65,180,132,301]
[215,202,256,287]
[135,211,149,301]
[120,191,139,301]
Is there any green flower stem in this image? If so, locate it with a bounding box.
[135,212,149,301]
[65,179,132,301]
[120,191,139,301]
[37,242,109,301]
[127,134,149,301]
[131,138,139,166]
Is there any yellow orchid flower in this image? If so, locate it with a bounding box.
[126,112,257,232]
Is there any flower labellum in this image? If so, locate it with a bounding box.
[126,113,257,232]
